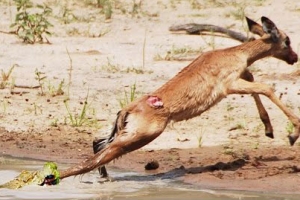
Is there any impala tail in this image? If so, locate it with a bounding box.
[92,111,129,178]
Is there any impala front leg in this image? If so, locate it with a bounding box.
[240,70,274,138]
[228,79,300,145]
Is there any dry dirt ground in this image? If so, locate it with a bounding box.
[1,0,300,193]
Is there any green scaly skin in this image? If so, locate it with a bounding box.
[0,162,60,189]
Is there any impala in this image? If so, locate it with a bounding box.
[54,16,298,182]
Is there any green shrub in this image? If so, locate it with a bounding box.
[11,0,53,44]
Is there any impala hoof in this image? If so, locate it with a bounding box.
[98,176,113,183]
[288,135,297,146]
[265,132,274,139]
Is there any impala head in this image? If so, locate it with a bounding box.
[246,16,298,65]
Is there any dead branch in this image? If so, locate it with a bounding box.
[0,30,17,35]
[169,23,252,43]
[14,84,41,89]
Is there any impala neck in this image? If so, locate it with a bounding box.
[237,38,273,66]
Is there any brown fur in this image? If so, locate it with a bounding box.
[59,16,299,180]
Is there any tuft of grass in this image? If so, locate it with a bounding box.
[189,0,202,9]
[190,13,206,18]
[253,0,266,6]
[200,34,216,50]
[234,123,245,130]
[64,101,85,127]
[223,146,235,156]
[99,58,152,74]
[226,103,234,112]
[101,58,120,73]
[124,67,153,74]
[103,0,113,20]
[33,102,43,115]
[64,98,88,127]
[92,28,111,37]
[47,79,65,97]
[252,142,259,150]
[169,0,179,9]
[142,29,146,69]
[230,4,246,21]
[64,91,100,128]
[286,121,294,135]
[154,45,203,61]
[208,0,225,7]
[228,2,249,33]
[252,123,264,134]
[0,64,16,89]
[60,6,76,24]
[95,0,113,20]
[197,127,205,147]
[236,117,248,131]
[35,68,47,96]
[50,118,59,127]
[66,47,73,97]
[118,83,137,108]
[1,100,8,115]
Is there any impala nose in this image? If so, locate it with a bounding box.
[287,51,298,65]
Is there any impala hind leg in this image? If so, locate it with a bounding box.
[59,112,168,179]
[228,79,300,145]
[60,138,130,179]
[61,132,165,179]
[240,70,274,138]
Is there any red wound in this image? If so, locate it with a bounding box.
[146,96,163,108]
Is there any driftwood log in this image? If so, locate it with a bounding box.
[169,23,253,43]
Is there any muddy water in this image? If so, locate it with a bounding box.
[0,156,299,200]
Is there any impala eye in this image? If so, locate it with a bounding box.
[285,37,290,46]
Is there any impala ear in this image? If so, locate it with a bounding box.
[246,17,264,36]
[261,16,280,42]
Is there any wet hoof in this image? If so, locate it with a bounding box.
[265,132,274,139]
[99,166,108,178]
[145,160,159,170]
[288,135,297,146]
[98,176,113,183]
